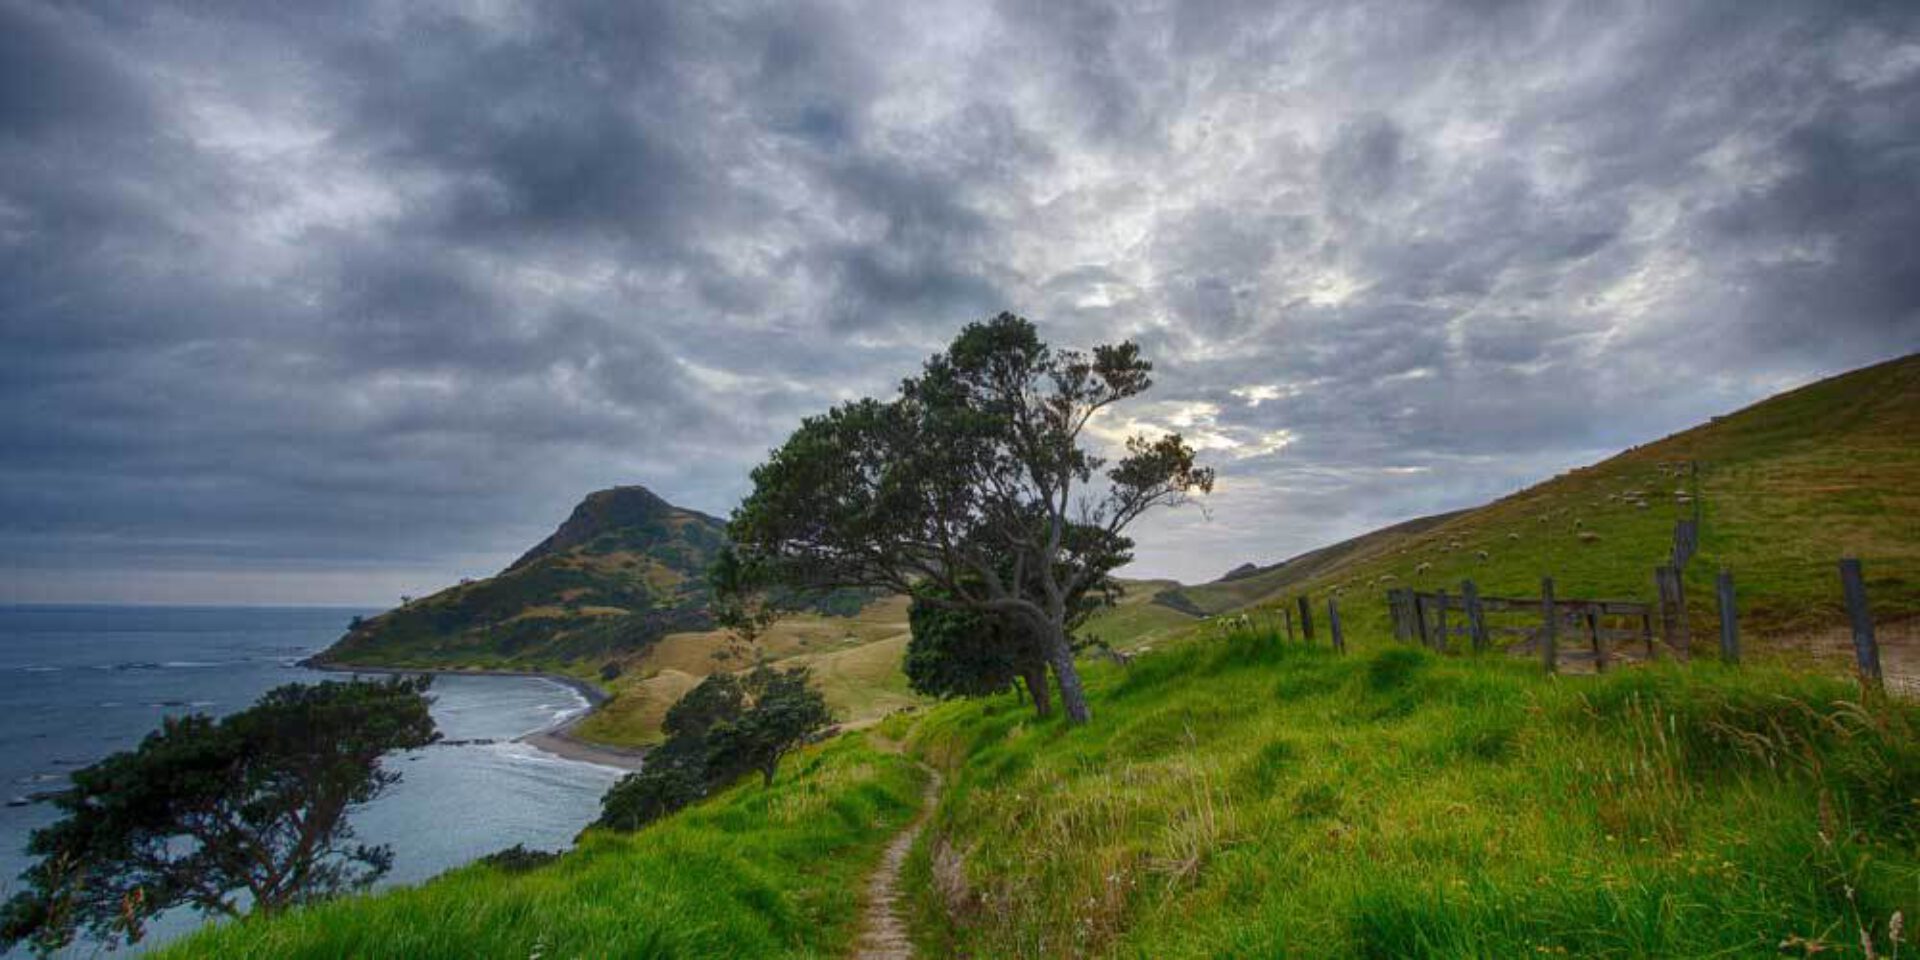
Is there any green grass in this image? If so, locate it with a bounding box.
[159,734,926,959]
[903,623,1920,958]
[1177,354,1918,677]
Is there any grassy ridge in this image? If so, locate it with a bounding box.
[160,734,926,959]
[1171,355,1919,670]
[904,627,1919,958]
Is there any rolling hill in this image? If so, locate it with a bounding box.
[315,485,730,671]
[314,484,927,742]
[1098,353,1919,672]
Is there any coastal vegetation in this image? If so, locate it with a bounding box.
[596,664,832,831]
[1,677,439,955]
[156,733,925,959]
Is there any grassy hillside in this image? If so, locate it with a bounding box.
[572,596,925,747]
[1163,511,1465,617]
[143,354,1919,959]
[905,629,1919,958]
[1079,578,1202,651]
[1176,354,1920,669]
[160,734,926,959]
[318,486,727,672]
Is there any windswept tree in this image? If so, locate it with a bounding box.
[729,313,1212,724]
[0,677,439,955]
[596,664,831,831]
[906,572,1118,718]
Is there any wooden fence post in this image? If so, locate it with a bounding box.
[1282,605,1294,643]
[1541,577,1558,674]
[1654,566,1673,651]
[1298,595,1314,643]
[1587,605,1607,673]
[1328,597,1345,654]
[1716,568,1739,665]
[1413,593,1431,648]
[1655,565,1691,659]
[1461,579,1488,652]
[1389,590,1408,642]
[1670,567,1691,659]
[1839,558,1882,687]
[1435,588,1450,654]
[1640,612,1656,661]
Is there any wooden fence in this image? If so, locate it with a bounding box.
[1388,580,1665,673]
[1374,557,1892,689]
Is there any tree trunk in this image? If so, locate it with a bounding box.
[1021,661,1053,718]
[1041,623,1091,724]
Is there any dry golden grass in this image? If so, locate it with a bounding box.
[578,595,924,746]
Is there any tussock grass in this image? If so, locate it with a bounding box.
[906,624,1920,958]
[158,734,926,959]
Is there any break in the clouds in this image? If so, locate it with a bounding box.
[2,0,1917,603]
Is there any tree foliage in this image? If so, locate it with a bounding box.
[729,312,1212,723]
[596,666,831,831]
[0,677,439,955]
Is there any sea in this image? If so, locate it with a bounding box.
[0,605,628,956]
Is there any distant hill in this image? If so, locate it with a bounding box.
[316,486,727,670]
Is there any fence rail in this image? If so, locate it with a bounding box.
[1375,557,1890,690]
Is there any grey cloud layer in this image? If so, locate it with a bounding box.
[2,0,1915,600]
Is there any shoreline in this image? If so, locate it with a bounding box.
[302,659,647,771]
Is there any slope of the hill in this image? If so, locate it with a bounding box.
[571,595,924,747]
[1182,353,1920,657]
[315,485,727,671]
[1078,578,1202,651]
[904,625,1919,958]
[1159,510,1467,617]
[161,734,927,959]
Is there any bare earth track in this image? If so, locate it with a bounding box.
[851,760,942,960]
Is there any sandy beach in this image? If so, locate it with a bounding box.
[304,660,647,771]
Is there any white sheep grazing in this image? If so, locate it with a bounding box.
[1448,539,1463,550]
[1380,573,1397,582]
[1574,518,1583,528]
[1507,532,1521,540]
[1415,561,1433,574]
[1476,550,1489,561]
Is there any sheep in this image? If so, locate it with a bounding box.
[1415,561,1433,574]
[1507,532,1521,540]
[1578,530,1601,543]
[1379,573,1397,582]
[1475,550,1490,561]
[1574,518,1584,528]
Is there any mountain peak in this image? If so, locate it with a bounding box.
[507,485,715,572]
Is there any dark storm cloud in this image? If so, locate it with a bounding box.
[1,0,1916,600]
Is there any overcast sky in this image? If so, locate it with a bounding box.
[3,0,1917,605]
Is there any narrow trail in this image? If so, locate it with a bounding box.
[851,758,942,960]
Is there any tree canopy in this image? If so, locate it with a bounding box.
[596,665,831,831]
[729,312,1212,723]
[0,676,438,955]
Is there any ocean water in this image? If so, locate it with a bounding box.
[0,605,627,955]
